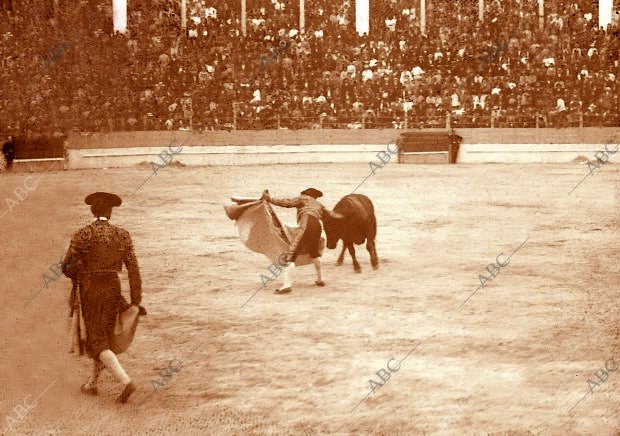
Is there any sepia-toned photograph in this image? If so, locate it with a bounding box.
[1,0,619,434]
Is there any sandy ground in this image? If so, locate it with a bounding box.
[1,159,619,435]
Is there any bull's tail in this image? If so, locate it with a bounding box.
[370,204,377,239]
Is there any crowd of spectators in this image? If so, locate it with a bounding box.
[0,0,618,135]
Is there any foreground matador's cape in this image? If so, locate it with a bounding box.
[224,198,324,266]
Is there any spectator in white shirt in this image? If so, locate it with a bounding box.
[385,17,396,32]
[362,67,373,82]
[400,70,413,85]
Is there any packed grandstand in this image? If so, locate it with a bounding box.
[0,0,618,135]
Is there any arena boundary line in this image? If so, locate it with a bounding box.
[64,143,619,168]
[11,157,65,173]
[5,127,605,170]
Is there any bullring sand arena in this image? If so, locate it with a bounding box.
[2,0,620,433]
[2,159,619,434]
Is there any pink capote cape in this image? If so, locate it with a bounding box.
[224,198,324,266]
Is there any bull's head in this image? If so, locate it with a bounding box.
[323,210,346,249]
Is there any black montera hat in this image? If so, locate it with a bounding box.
[84,192,122,208]
[301,188,323,198]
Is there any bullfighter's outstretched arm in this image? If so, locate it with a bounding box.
[261,190,302,208]
[268,196,303,208]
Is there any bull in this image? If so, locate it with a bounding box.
[323,194,378,272]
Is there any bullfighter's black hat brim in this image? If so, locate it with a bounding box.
[301,188,323,198]
[85,192,122,208]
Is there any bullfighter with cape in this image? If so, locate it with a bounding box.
[63,192,146,403]
[225,188,340,294]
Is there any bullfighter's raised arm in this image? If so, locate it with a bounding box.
[261,190,302,208]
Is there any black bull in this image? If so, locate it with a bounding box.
[323,194,378,272]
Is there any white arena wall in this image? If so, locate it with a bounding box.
[457,142,618,163]
[66,143,390,168]
[60,128,618,169]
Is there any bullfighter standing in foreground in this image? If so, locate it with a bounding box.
[62,192,144,403]
[261,187,340,293]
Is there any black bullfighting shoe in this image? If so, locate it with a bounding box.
[315,280,325,287]
[117,382,136,404]
[80,384,98,395]
[274,287,292,294]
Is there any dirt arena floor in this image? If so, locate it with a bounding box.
[1,159,619,435]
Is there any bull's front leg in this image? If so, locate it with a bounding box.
[347,242,361,273]
[336,242,346,266]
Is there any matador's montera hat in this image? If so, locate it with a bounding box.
[301,188,323,198]
[85,192,122,208]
